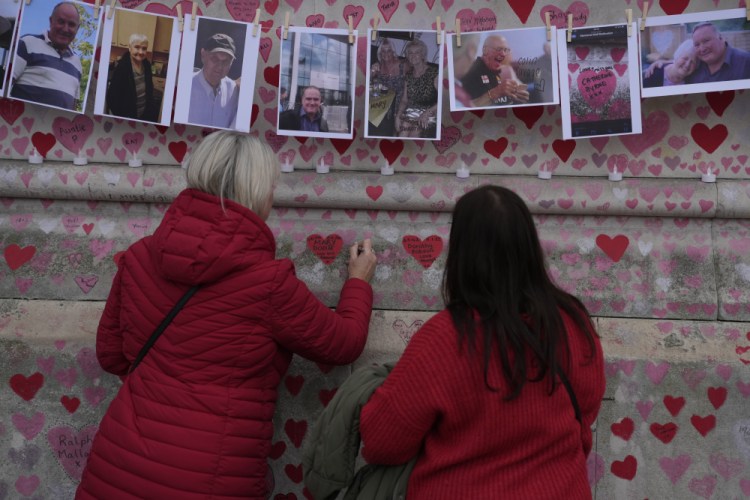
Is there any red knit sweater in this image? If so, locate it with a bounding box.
[360,309,605,500]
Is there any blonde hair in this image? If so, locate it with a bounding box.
[185,131,278,214]
[129,33,149,47]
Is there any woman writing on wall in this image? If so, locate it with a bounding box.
[107,33,158,122]
[76,131,378,499]
[359,185,605,499]
[395,38,439,139]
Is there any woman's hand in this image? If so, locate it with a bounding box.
[348,239,377,283]
[418,109,434,129]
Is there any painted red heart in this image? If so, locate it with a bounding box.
[552,139,576,162]
[659,0,689,15]
[610,455,637,480]
[402,235,443,269]
[307,234,343,265]
[379,140,404,165]
[31,132,56,158]
[595,234,629,262]
[269,440,286,459]
[508,0,535,23]
[691,414,716,437]
[705,91,734,117]
[168,141,187,162]
[4,244,36,270]
[366,186,383,201]
[284,419,307,448]
[378,0,399,22]
[0,98,25,125]
[342,5,364,28]
[9,372,45,401]
[663,395,685,417]
[707,387,727,410]
[483,138,508,159]
[433,126,461,154]
[284,375,304,395]
[691,123,727,154]
[619,110,669,157]
[264,64,280,87]
[285,463,303,483]
[650,422,678,444]
[611,417,634,441]
[331,129,356,154]
[513,106,543,129]
[60,395,80,413]
[251,104,259,127]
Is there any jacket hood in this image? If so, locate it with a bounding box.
[149,189,276,285]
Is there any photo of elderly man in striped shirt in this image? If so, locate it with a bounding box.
[11,1,82,111]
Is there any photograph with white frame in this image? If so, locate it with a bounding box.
[94,7,180,126]
[9,0,102,114]
[278,26,357,140]
[174,15,258,132]
[447,27,559,111]
[557,23,642,140]
[640,8,750,98]
[364,29,443,140]
[0,1,21,97]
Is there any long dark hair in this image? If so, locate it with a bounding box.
[442,185,598,399]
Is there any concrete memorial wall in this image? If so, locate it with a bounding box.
[1,0,750,498]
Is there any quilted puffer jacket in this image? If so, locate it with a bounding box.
[76,189,373,499]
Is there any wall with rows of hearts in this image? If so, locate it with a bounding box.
[2,0,750,498]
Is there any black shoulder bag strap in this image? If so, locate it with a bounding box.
[555,367,581,423]
[127,286,200,374]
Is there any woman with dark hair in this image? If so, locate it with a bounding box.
[359,185,605,499]
[107,33,158,122]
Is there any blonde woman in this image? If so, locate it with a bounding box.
[395,39,439,138]
[77,132,377,499]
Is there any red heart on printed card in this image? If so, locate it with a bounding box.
[690,414,716,437]
[508,0,535,23]
[342,5,364,29]
[402,235,443,269]
[663,395,685,417]
[168,141,188,162]
[379,140,404,165]
[378,0,399,23]
[552,139,576,162]
[650,422,678,444]
[596,234,629,262]
[31,132,56,158]
[706,91,734,117]
[60,395,80,413]
[10,372,45,401]
[691,123,727,154]
[659,0,689,15]
[707,387,727,410]
[366,186,383,201]
[284,419,307,448]
[0,98,25,125]
[576,68,616,109]
[484,138,508,159]
[610,455,637,480]
[4,244,36,270]
[513,106,543,129]
[611,417,634,441]
[307,234,343,265]
[264,65,280,87]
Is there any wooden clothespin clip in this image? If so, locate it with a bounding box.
[372,14,379,42]
[641,2,649,31]
[25,0,31,5]
[190,2,198,31]
[94,0,101,18]
[283,11,290,40]
[567,13,572,43]
[746,1,750,21]
[252,8,261,36]
[436,16,442,45]
[176,3,184,32]
[107,0,116,20]
[545,11,551,41]
[626,9,632,37]
[455,18,461,47]
[348,15,354,44]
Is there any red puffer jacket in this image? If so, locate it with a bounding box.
[76,189,373,499]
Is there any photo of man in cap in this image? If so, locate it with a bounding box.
[189,32,239,129]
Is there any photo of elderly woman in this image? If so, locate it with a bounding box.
[94,7,181,126]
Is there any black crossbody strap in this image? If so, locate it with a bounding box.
[128,286,200,374]
[555,367,581,423]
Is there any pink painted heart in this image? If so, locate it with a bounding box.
[12,412,45,440]
[433,126,461,154]
[619,110,669,157]
[392,319,424,344]
[47,425,98,481]
[342,5,365,29]
[122,132,144,155]
[659,454,691,485]
[576,68,616,110]
[455,8,497,32]
[259,37,273,63]
[378,0,399,23]
[540,1,589,28]
[224,0,261,21]
[51,115,94,154]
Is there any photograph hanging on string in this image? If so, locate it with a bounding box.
[640,8,750,98]
[9,0,102,114]
[557,23,642,139]
[364,29,443,140]
[0,1,21,97]
[446,26,559,111]
[94,7,180,126]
